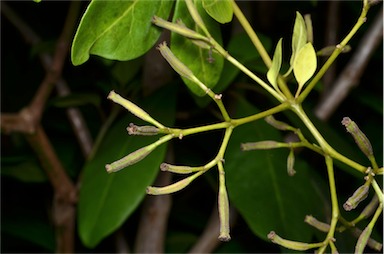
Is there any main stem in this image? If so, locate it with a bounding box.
[291,103,366,173]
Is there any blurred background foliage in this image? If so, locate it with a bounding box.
[1,1,382,253]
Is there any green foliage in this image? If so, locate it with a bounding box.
[267,38,283,91]
[293,42,317,96]
[71,0,173,65]
[2,1,382,253]
[202,0,233,24]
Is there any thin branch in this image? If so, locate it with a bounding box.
[25,124,77,253]
[1,2,83,252]
[314,6,383,121]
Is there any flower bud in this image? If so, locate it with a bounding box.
[241,141,283,151]
[218,163,231,242]
[157,42,196,80]
[105,134,172,173]
[355,225,373,254]
[316,45,351,56]
[160,163,203,174]
[105,146,153,173]
[147,171,204,195]
[108,91,164,128]
[265,116,296,131]
[343,184,369,211]
[127,123,159,136]
[352,227,383,251]
[341,117,373,159]
[268,231,322,251]
[152,16,207,42]
[360,195,379,219]
[157,42,213,96]
[304,215,330,232]
[287,148,296,176]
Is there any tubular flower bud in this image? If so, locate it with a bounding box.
[127,123,159,136]
[360,195,379,219]
[304,215,330,232]
[108,91,164,128]
[268,231,323,251]
[218,162,231,242]
[147,170,204,195]
[343,184,370,211]
[341,117,373,158]
[105,134,173,173]
[241,141,284,151]
[152,16,207,42]
[157,42,213,95]
[157,42,196,80]
[355,225,373,254]
[265,116,296,131]
[287,148,296,176]
[160,163,203,174]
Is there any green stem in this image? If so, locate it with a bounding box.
[318,156,339,254]
[212,42,285,102]
[291,103,366,173]
[298,3,370,103]
[230,0,293,100]
[371,178,383,204]
[217,127,234,159]
[232,102,290,126]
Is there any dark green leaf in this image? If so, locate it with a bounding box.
[2,215,55,251]
[78,86,176,247]
[171,0,224,97]
[202,0,233,24]
[226,98,328,242]
[1,156,47,183]
[71,0,173,65]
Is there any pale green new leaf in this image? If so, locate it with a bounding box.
[267,38,283,92]
[293,42,317,96]
[290,12,307,66]
[202,0,233,24]
[71,0,173,66]
[284,11,307,77]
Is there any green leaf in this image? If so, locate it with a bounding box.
[78,86,176,247]
[290,11,307,66]
[171,0,224,97]
[71,0,173,65]
[1,156,47,183]
[284,11,307,77]
[202,0,233,24]
[293,42,317,95]
[226,98,328,242]
[2,215,55,251]
[267,38,283,91]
